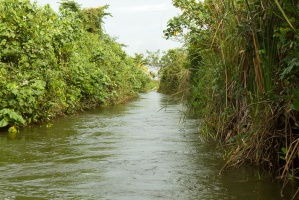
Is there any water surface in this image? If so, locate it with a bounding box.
[0,92,294,199]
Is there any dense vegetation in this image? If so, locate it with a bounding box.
[160,0,299,187]
[0,0,150,130]
[156,49,189,96]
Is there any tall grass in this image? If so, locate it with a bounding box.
[166,0,299,190]
[207,0,299,184]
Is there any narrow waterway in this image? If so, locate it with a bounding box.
[0,92,294,199]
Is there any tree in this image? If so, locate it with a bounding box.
[145,50,161,68]
[59,0,81,12]
[133,53,148,66]
[81,5,111,34]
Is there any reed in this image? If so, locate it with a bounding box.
[166,0,299,189]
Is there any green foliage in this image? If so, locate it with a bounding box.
[146,80,159,91]
[59,0,81,13]
[145,50,161,68]
[8,126,18,134]
[58,1,111,34]
[81,6,111,34]
[0,109,25,127]
[157,48,189,96]
[0,0,150,128]
[133,53,148,66]
[165,0,299,184]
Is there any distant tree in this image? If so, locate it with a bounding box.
[81,5,111,34]
[133,53,148,66]
[160,48,186,68]
[58,1,111,35]
[59,0,81,12]
[145,50,161,68]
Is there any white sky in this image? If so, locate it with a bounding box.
[33,0,182,56]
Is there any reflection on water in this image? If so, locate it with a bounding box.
[0,92,294,199]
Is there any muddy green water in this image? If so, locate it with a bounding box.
[0,92,295,199]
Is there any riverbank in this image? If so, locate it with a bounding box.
[0,0,150,131]
[158,0,299,189]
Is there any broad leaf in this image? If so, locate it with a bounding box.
[0,118,9,127]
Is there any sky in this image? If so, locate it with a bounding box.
[33,0,182,56]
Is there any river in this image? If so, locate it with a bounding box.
[0,92,294,199]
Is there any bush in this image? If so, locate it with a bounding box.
[164,0,299,185]
[0,0,150,128]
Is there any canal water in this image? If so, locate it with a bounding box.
[0,92,294,199]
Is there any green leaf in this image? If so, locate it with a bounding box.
[280,58,299,79]
[10,32,16,38]
[290,98,299,111]
[279,155,286,161]
[274,0,295,31]
[27,13,33,20]
[32,80,46,90]
[281,147,287,154]
[9,112,25,125]
[9,112,19,121]
[0,118,9,127]
[0,108,11,115]
[8,126,18,133]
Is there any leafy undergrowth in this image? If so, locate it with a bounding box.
[161,0,299,193]
[0,0,150,130]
